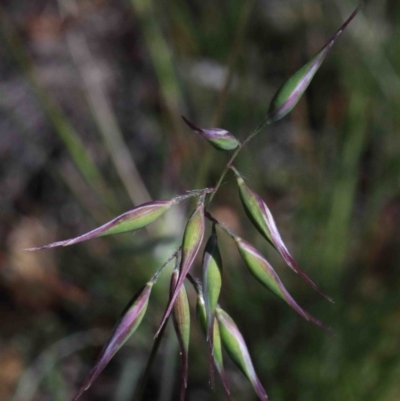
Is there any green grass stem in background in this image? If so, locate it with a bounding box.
[0,6,121,214]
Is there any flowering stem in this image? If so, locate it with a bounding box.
[206,120,271,207]
[174,188,215,205]
[150,247,181,284]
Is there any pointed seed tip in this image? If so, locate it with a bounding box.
[181,115,200,131]
[154,320,165,339]
[321,320,334,333]
[72,389,84,401]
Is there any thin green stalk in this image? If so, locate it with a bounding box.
[194,0,256,190]
[211,0,256,127]
[206,120,270,207]
[150,248,181,284]
[130,0,189,164]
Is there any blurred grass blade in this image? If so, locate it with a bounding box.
[58,0,152,207]
[26,199,176,250]
[130,0,192,167]
[155,195,206,337]
[267,4,362,123]
[182,116,240,151]
[202,224,223,343]
[170,268,190,401]
[231,166,332,302]
[193,0,255,189]
[72,280,154,401]
[0,7,120,212]
[233,236,332,333]
[216,307,268,401]
[194,280,231,400]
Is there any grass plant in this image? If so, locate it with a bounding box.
[23,5,363,400]
[4,1,400,401]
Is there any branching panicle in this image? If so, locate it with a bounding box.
[25,5,362,400]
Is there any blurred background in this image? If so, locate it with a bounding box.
[1,0,400,400]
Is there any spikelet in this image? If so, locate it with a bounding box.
[26,199,176,250]
[72,279,154,401]
[170,268,191,401]
[182,116,240,151]
[217,306,269,401]
[156,195,205,337]
[234,235,332,333]
[202,224,223,342]
[231,166,332,303]
[267,5,362,123]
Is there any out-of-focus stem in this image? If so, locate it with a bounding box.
[0,6,120,214]
[194,0,256,190]
[58,0,153,208]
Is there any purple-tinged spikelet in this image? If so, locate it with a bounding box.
[26,199,176,250]
[156,195,205,337]
[267,5,362,123]
[72,280,154,401]
[231,166,332,303]
[202,224,223,343]
[216,307,269,401]
[182,116,240,151]
[234,236,332,333]
[170,268,191,401]
[195,283,231,400]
